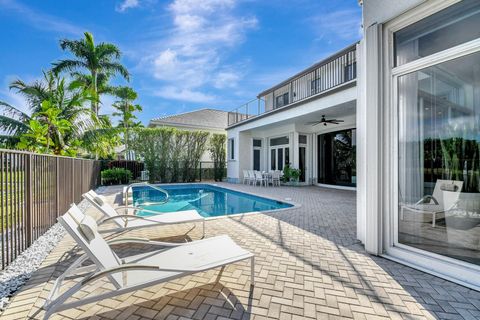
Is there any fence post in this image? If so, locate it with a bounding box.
[25,154,33,247]
[56,157,59,217]
[199,162,202,182]
[71,158,75,204]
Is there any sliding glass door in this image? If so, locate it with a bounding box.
[394,0,480,267]
[317,129,356,187]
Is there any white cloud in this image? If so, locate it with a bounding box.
[141,0,257,103]
[213,71,241,89]
[154,86,216,103]
[116,0,140,12]
[311,9,362,42]
[0,0,83,35]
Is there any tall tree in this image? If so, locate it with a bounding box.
[0,72,101,155]
[112,86,143,151]
[52,32,130,115]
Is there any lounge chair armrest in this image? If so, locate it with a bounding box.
[99,214,181,228]
[82,264,204,285]
[107,237,185,247]
[114,206,167,216]
[415,195,439,205]
[114,206,140,214]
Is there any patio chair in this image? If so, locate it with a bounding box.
[247,170,255,185]
[242,170,251,184]
[271,171,281,187]
[43,205,254,319]
[254,171,267,187]
[83,190,205,237]
[400,179,463,227]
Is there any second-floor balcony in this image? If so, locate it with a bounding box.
[228,44,357,127]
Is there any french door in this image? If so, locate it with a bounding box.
[270,146,289,171]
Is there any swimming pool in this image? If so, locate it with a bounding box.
[132,184,293,218]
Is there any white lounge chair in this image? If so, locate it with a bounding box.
[400,179,463,227]
[43,205,254,319]
[83,190,205,237]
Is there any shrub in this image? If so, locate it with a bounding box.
[101,168,132,185]
[209,134,226,182]
[107,160,144,179]
[130,128,210,183]
[282,163,301,182]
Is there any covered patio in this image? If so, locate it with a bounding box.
[2,183,480,319]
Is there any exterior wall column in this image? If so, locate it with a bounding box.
[362,23,383,255]
[292,132,299,169]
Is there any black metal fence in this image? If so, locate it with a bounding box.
[0,149,101,269]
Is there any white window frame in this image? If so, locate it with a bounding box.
[382,0,480,290]
[252,138,263,171]
[228,138,235,161]
[268,135,290,171]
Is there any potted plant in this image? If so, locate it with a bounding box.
[282,163,301,186]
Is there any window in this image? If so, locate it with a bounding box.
[228,138,235,160]
[270,136,289,146]
[344,62,356,82]
[253,149,261,171]
[397,51,480,266]
[253,139,262,171]
[253,139,262,147]
[394,0,480,66]
[299,135,307,144]
[275,92,289,108]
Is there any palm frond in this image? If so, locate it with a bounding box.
[101,62,130,81]
[0,101,30,120]
[52,60,88,75]
[0,115,29,135]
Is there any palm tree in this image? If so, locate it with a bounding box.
[112,86,143,153]
[52,32,130,115]
[0,72,102,155]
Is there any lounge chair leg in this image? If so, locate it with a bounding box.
[216,265,226,283]
[250,256,255,286]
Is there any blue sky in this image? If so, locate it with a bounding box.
[0,0,361,125]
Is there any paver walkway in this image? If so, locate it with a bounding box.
[2,183,480,320]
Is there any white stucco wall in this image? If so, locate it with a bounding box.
[363,0,425,27]
[227,85,357,184]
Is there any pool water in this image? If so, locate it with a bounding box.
[132,184,293,217]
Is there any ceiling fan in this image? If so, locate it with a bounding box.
[306,115,344,126]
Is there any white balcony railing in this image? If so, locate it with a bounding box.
[228,45,357,126]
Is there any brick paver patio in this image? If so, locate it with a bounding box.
[2,183,480,320]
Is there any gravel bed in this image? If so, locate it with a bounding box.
[0,199,92,311]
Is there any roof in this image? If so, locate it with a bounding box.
[149,108,228,130]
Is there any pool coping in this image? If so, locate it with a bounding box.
[125,182,302,220]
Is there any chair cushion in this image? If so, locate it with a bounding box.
[79,215,98,242]
[94,195,107,206]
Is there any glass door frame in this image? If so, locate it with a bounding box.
[268,135,290,172]
[382,0,480,289]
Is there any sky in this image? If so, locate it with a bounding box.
[0,0,362,125]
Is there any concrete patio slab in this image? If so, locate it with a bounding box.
[2,183,480,320]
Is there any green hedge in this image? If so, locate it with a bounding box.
[101,168,132,185]
[130,128,218,183]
